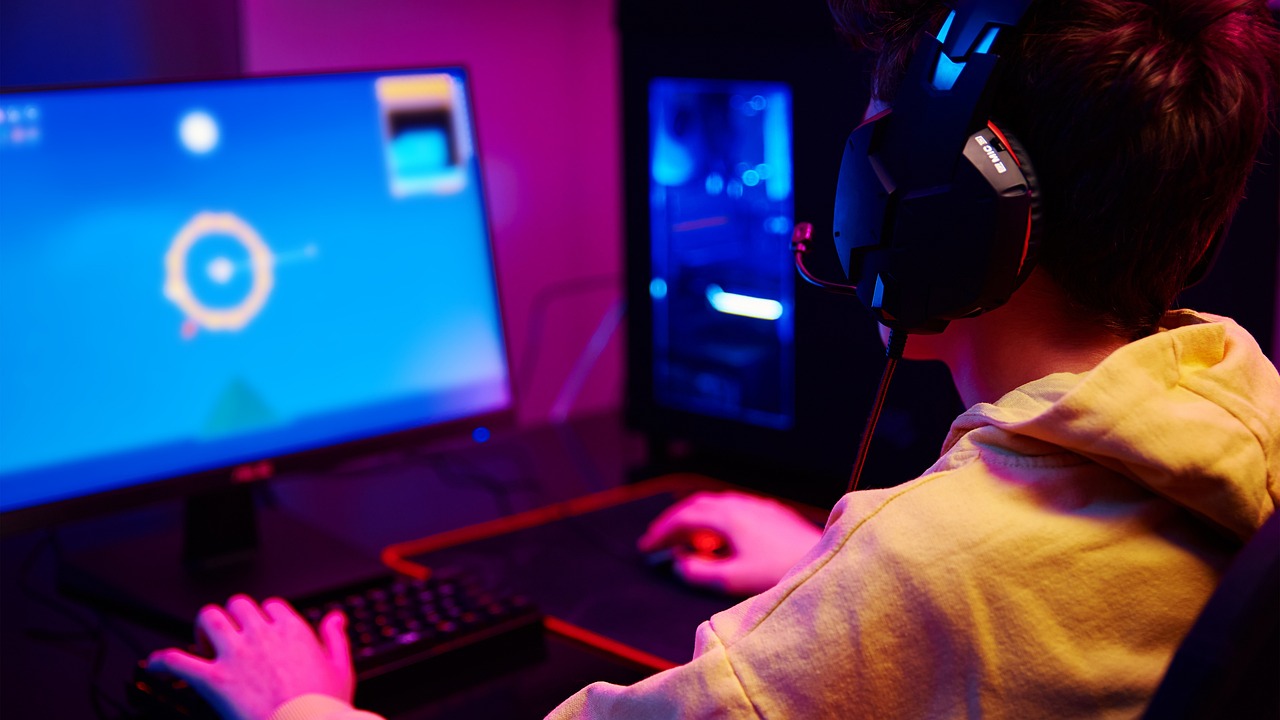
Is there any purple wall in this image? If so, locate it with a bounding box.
[243,0,625,424]
[1,0,240,88]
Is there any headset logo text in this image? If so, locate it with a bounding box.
[974,135,1008,174]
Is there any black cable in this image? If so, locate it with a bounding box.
[18,531,138,719]
[517,273,619,398]
[792,222,859,296]
[19,532,99,639]
[419,445,545,517]
[89,624,129,720]
[846,329,908,495]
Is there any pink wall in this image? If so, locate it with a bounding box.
[242,0,624,425]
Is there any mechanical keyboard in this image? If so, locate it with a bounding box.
[130,569,544,718]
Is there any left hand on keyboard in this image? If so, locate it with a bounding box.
[147,594,355,720]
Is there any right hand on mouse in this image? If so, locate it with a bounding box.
[638,491,823,597]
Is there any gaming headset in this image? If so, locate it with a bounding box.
[795,0,1227,493]
[796,0,1224,336]
[796,0,1042,336]
[792,0,1041,491]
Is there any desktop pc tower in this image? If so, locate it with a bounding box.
[619,0,966,506]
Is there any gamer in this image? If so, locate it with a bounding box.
[148,0,1280,717]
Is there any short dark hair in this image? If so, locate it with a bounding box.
[828,0,1280,337]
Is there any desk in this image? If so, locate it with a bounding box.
[0,412,685,719]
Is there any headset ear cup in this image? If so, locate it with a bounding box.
[991,121,1043,286]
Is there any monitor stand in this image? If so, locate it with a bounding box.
[58,485,387,637]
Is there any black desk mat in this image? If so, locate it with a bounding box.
[392,477,747,667]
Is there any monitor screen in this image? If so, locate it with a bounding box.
[0,68,512,520]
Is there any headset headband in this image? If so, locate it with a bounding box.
[828,0,1042,334]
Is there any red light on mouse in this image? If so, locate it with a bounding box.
[689,529,727,556]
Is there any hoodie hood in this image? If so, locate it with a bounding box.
[943,310,1280,541]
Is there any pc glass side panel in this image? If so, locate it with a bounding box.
[648,78,795,430]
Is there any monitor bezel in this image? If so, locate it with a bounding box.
[0,64,518,535]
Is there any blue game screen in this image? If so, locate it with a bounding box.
[0,69,511,513]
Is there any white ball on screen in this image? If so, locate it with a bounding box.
[179,111,219,155]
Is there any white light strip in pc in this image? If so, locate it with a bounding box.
[705,284,784,321]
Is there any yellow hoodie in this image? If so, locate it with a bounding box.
[275,311,1280,719]
[542,311,1279,718]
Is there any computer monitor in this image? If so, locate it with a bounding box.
[0,67,512,624]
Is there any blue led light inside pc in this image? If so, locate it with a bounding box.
[647,78,795,430]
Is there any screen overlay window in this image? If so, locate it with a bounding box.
[648,78,795,430]
[0,69,511,512]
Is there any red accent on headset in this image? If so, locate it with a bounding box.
[986,121,1021,166]
[859,107,893,129]
[1017,206,1032,276]
[987,121,1032,277]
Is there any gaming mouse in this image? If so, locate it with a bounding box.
[643,528,731,566]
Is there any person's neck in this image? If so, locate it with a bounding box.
[933,271,1131,408]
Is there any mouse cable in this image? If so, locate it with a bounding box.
[847,328,907,495]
